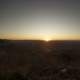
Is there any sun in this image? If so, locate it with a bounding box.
[44,38,51,42]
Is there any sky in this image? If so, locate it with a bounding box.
[0,0,80,40]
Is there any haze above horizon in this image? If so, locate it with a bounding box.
[0,0,80,40]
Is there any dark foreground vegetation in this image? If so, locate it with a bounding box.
[0,65,80,80]
[0,39,80,80]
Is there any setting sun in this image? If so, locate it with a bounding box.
[44,38,51,42]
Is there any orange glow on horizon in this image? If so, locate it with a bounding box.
[0,34,80,40]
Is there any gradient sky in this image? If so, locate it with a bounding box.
[0,0,80,40]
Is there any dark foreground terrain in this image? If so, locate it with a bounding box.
[0,39,80,80]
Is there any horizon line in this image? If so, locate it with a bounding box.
[0,34,80,40]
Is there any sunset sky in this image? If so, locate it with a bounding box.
[0,0,80,40]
